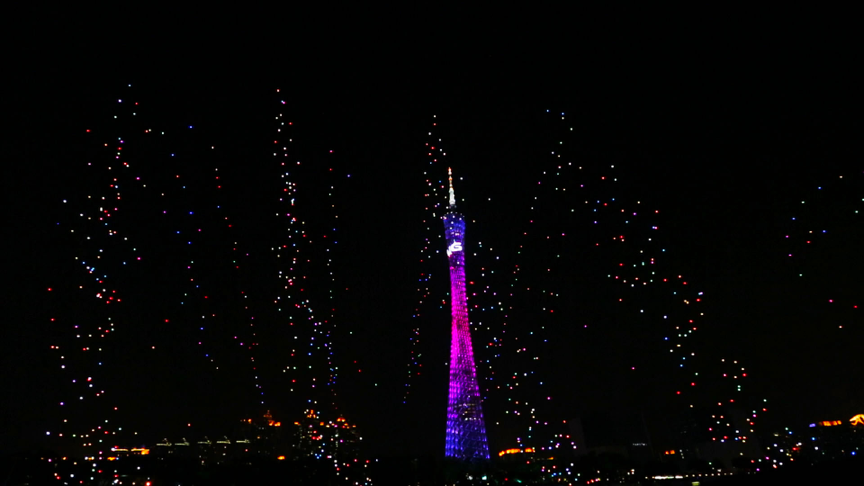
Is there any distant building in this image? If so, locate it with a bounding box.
[292,408,361,461]
[569,412,654,464]
[795,415,863,463]
[237,409,287,458]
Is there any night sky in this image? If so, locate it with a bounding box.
[5,9,861,460]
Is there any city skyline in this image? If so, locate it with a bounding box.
[5,13,862,478]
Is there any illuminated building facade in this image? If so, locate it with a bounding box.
[443,168,490,461]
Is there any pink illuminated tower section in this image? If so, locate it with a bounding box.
[443,168,490,461]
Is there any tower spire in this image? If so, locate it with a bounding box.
[448,167,456,208]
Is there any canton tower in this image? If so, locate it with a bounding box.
[443,168,490,461]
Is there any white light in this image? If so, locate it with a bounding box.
[447,241,462,257]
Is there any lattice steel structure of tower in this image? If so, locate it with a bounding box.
[443,168,490,461]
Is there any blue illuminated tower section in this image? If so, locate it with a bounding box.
[443,168,490,461]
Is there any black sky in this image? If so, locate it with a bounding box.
[5,8,862,458]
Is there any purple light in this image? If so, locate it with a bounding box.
[443,207,490,461]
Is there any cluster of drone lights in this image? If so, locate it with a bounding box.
[403,115,450,402]
[49,84,356,462]
[782,171,862,329]
[525,109,762,444]
[51,86,251,451]
[50,86,168,451]
[270,90,366,480]
[272,91,342,409]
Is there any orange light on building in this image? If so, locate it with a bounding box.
[819,420,843,426]
[277,455,286,460]
[498,448,535,456]
[664,450,676,455]
[851,414,864,426]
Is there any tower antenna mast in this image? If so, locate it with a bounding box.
[448,167,456,208]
